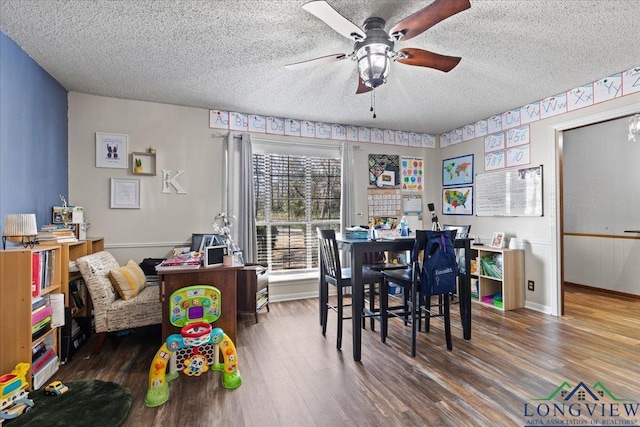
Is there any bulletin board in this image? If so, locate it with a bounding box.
[475,165,543,217]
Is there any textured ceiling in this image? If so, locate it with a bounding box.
[1,0,638,135]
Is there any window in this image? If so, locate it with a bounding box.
[253,146,341,273]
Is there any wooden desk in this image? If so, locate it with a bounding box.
[158,266,243,343]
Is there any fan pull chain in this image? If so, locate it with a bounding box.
[370,90,376,119]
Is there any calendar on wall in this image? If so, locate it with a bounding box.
[367,189,402,218]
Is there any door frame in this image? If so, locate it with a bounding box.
[550,102,640,316]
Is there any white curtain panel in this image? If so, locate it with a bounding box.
[340,141,356,233]
[226,132,257,263]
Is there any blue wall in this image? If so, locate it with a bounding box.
[0,32,68,238]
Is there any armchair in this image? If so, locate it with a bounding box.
[75,251,162,353]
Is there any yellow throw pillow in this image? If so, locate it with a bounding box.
[108,260,147,300]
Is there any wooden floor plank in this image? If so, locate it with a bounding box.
[52,285,640,426]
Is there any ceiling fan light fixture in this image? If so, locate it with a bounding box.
[356,43,391,89]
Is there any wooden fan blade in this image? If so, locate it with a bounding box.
[356,76,373,94]
[302,0,365,40]
[397,48,461,72]
[390,0,471,42]
[285,53,348,71]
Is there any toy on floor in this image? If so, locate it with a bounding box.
[144,285,242,407]
[45,380,69,396]
[0,363,34,423]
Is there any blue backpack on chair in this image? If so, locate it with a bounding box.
[422,230,458,296]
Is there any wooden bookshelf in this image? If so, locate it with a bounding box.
[0,245,62,389]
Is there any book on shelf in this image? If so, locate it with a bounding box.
[72,332,87,350]
[32,251,41,297]
[31,249,56,297]
[257,295,268,310]
[480,254,503,279]
[32,341,48,360]
[32,347,56,374]
[32,295,46,311]
[69,280,85,310]
[32,305,53,326]
[38,224,78,243]
[32,322,51,340]
[32,316,52,333]
[70,319,88,350]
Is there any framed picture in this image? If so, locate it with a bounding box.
[368,154,400,188]
[442,186,473,215]
[491,232,505,248]
[110,178,140,209]
[443,154,474,186]
[96,132,128,168]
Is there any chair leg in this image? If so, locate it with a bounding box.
[444,295,452,351]
[362,284,367,330]
[402,287,410,326]
[417,294,425,332]
[410,281,418,357]
[320,279,329,335]
[425,295,433,333]
[336,286,343,350]
[369,283,377,332]
[321,292,328,336]
[93,332,107,354]
[380,280,389,343]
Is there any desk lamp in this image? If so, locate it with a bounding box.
[2,213,38,249]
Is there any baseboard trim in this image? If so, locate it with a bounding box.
[564,282,640,300]
[269,291,317,303]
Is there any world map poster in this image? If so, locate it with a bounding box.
[443,186,473,215]
[442,154,474,186]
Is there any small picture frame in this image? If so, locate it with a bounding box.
[96,132,128,169]
[491,232,505,248]
[110,178,140,209]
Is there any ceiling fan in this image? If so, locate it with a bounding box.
[285,0,471,94]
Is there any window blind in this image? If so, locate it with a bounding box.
[253,151,341,272]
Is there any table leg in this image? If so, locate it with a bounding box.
[459,275,471,340]
[351,248,363,362]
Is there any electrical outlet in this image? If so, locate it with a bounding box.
[527,280,535,291]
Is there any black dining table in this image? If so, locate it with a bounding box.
[320,234,473,361]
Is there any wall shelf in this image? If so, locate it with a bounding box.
[132,152,156,176]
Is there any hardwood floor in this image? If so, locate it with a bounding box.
[55,285,640,426]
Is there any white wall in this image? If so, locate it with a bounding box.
[564,235,640,295]
[67,93,432,301]
[69,93,226,260]
[68,90,640,310]
[434,92,640,314]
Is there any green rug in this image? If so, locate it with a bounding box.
[10,379,132,427]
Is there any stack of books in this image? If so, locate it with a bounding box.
[32,296,52,340]
[38,224,78,243]
[480,254,503,279]
[32,339,56,375]
[155,251,201,271]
